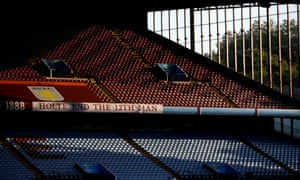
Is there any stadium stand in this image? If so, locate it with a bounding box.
[1,1,300,180]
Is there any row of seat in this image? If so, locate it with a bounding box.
[1,24,298,109]
[0,143,35,180]
[5,131,172,180]
[3,131,299,180]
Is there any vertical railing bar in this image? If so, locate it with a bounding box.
[153,11,156,33]
[184,8,187,48]
[161,10,163,35]
[267,6,273,88]
[225,6,229,67]
[277,3,283,94]
[287,4,293,98]
[168,10,171,39]
[190,8,195,52]
[201,8,204,55]
[233,6,238,71]
[242,5,246,76]
[209,8,213,59]
[176,9,179,43]
[298,2,300,91]
[258,5,264,84]
[250,3,255,80]
[217,6,221,64]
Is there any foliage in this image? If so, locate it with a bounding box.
[214,18,299,88]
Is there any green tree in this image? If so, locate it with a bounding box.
[215,18,299,89]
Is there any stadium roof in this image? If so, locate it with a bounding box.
[1,0,299,43]
[143,0,299,10]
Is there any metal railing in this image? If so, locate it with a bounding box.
[147,2,300,101]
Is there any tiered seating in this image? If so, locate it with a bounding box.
[0,59,42,80]
[118,29,195,72]
[85,79,113,102]
[0,142,35,180]
[2,24,299,109]
[128,132,292,179]
[26,25,228,107]
[243,133,300,174]
[211,74,298,109]
[105,80,230,107]
[118,28,300,109]
[3,130,300,180]
[5,131,172,180]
